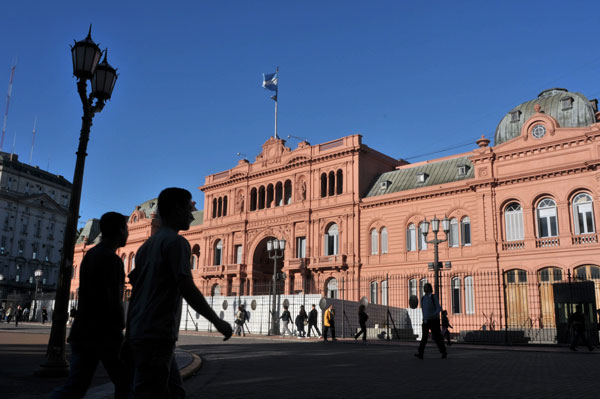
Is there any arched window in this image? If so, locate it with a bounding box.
[574,265,600,281]
[418,224,428,250]
[129,254,135,272]
[266,184,274,208]
[214,240,223,265]
[192,245,200,269]
[217,197,222,217]
[250,188,257,211]
[336,169,343,195]
[320,173,327,198]
[121,254,127,273]
[465,276,474,314]
[326,278,338,298]
[449,218,459,247]
[381,279,388,306]
[370,280,378,304]
[191,255,197,270]
[419,278,428,296]
[573,193,595,234]
[222,196,227,217]
[408,278,417,301]
[370,229,378,255]
[324,224,339,256]
[381,227,388,254]
[406,224,417,251]
[537,198,558,238]
[461,217,471,246]
[211,284,221,296]
[275,182,283,206]
[451,277,461,314]
[504,269,529,327]
[505,202,524,241]
[328,171,335,196]
[212,198,217,218]
[284,180,292,204]
[258,186,266,210]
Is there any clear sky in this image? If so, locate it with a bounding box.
[1,1,599,225]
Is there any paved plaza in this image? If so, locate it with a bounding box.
[1,323,598,398]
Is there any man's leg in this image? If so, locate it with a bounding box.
[323,325,329,340]
[49,344,99,399]
[417,323,429,355]
[331,325,336,340]
[99,343,132,399]
[130,340,176,399]
[430,321,447,355]
[166,356,185,399]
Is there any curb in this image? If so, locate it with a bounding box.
[179,352,202,380]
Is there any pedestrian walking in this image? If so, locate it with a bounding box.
[126,188,232,399]
[6,306,12,323]
[15,305,23,327]
[307,304,321,338]
[354,304,368,341]
[569,305,594,351]
[234,306,246,336]
[50,212,132,399]
[414,283,447,359]
[23,307,30,322]
[295,305,308,338]
[441,310,453,346]
[323,304,336,341]
[280,305,293,336]
[69,307,77,325]
[42,307,48,324]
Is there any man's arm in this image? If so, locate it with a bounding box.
[178,276,232,340]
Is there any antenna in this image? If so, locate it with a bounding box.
[1,58,17,151]
[10,131,16,161]
[30,116,37,163]
[287,134,309,143]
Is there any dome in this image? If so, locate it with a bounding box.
[494,88,598,146]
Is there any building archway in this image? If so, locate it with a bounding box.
[251,236,285,295]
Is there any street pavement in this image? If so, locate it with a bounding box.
[1,323,599,398]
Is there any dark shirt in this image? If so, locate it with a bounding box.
[358,310,369,325]
[308,309,318,324]
[280,310,291,322]
[126,227,193,341]
[68,242,125,344]
[569,312,586,332]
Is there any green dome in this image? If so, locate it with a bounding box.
[494,88,598,146]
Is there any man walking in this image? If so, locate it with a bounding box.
[50,212,131,398]
[280,305,293,336]
[415,283,447,359]
[126,187,232,399]
[568,305,594,351]
[307,304,321,338]
[323,304,336,341]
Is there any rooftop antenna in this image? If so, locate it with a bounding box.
[1,57,17,151]
[30,116,37,163]
[287,133,309,143]
[10,131,16,161]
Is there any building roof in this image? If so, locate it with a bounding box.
[0,152,72,188]
[365,155,474,197]
[495,88,598,146]
[76,218,101,245]
[191,210,204,226]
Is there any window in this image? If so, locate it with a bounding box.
[130,255,135,271]
[465,276,474,314]
[266,184,274,208]
[336,170,343,195]
[381,280,388,306]
[560,97,573,110]
[370,281,378,304]
[505,202,524,241]
[275,182,283,206]
[573,193,595,234]
[328,171,335,196]
[451,277,461,314]
[509,110,521,123]
[417,173,428,183]
[449,218,459,247]
[250,188,257,211]
[406,224,417,251]
[284,180,292,204]
[409,278,417,301]
[235,245,243,264]
[211,284,221,296]
[370,229,378,255]
[212,198,217,218]
[191,255,198,270]
[324,224,339,256]
[214,240,223,265]
[217,197,222,217]
[418,224,427,250]
[222,196,227,216]
[326,278,338,299]
[537,198,558,238]
[461,217,471,246]
[296,237,306,258]
[458,165,468,176]
[320,173,327,198]
[419,278,428,296]
[381,227,388,254]
[258,186,265,209]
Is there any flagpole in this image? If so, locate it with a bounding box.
[274,66,279,139]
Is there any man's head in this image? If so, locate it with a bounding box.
[100,212,128,248]
[158,187,195,231]
[424,283,433,294]
[312,304,316,309]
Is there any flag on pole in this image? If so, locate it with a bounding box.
[262,72,278,93]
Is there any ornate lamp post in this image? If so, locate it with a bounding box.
[267,238,286,336]
[40,27,118,376]
[32,269,42,322]
[421,216,450,305]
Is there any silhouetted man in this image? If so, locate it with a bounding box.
[50,212,131,398]
[307,304,321,338]
[569,305,593,351]
[126,187,232,399]
[415,283,447,359]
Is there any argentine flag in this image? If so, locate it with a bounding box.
[262,72,278,92]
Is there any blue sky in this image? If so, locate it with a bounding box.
[1,1,599,225]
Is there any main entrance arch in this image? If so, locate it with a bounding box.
[251,236,285,295]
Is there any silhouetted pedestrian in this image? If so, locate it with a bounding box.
[354,304,368,341]
[50,212,131,399]
[126,188,232,399]
[415,283,447,359]
[280,305,293,336]
[15,305,22,327]
[295,305,308,338]
[323,304,336,341]
[569,305,593,351]
[42,307,48,324]
[307,304,321,338]
[235,306,246,336]
[441,310,453,346]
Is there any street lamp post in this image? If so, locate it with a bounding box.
[266,238,286,336]
[40,26,118,376]
[421,216,450,305]
[32,269,42,322]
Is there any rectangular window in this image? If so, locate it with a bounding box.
[449,221,459,247]
[235,245,243,264]
[381,280,388,306]
[296,237,306,258]
[461,219,471,246]
[370,281,378,305]
[465,276,474,314]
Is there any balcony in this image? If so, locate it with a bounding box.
[535,237,560,248]
[309,254,347,271]
[287,258,309,271]
[502,240,525,251]
[572,234,598,245]
[224,264,247,276]
[199,264,247,279]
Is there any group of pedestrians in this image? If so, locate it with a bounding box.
[0,305,48,325]
[50,188,232,399]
